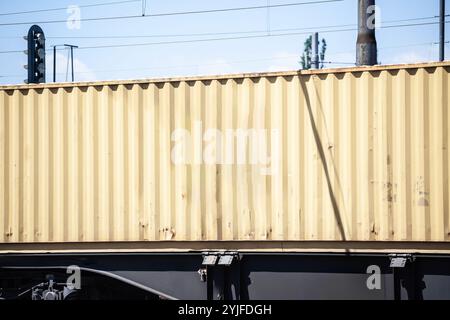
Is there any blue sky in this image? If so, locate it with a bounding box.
[0,0,448,84]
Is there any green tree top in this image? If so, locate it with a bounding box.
[300,35,327,70]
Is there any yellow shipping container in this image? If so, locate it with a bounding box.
[0,62,449,251]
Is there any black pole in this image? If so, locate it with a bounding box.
[70,46,74,82]
[26,25,46,84]
[64,44,78,82]
[440,0,445,62]
[53,46,56,82]
[356,0,377,66]
[312,32,319,69]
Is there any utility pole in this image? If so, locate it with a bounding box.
[356,0,377,66]
[64,44,78,82]
[439,0,446,62]
[312,32,319,69]
[52,44,78,82]
[53,46,56,82]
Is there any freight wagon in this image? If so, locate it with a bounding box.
[1,62,450,300]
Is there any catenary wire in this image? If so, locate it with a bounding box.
[0,0,344,27]
[0,0,141,17]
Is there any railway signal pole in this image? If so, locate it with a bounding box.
[24,25,46,83]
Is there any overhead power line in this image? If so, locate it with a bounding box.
[0,15,442,41]
[382,20,450,29]
[1,41,446,80]
[74,28,357,51]
[0,28,353,54]
[45,20,450,52]
[0,24,356,40]
[0,0,141,17]
[1,55,304,78]
[0,19,448,55]
[0,15,439,40]
[0,20,449,55]
[38,15,447,39]
[0,0,344,27]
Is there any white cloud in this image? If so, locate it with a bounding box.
[197,58,234,75]
[387,50,433,65]
[267,52,300,72]
[47,50,96,82]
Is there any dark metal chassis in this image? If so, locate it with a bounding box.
[1,251,450,300]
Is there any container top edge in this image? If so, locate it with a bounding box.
[1,61,449,91]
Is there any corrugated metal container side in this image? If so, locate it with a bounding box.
[0,62,449,245]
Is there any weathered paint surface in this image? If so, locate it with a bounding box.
[0,62,449,244]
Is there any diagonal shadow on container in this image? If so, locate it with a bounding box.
[298,74,348,243]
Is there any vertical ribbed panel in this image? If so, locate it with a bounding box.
[1,65,449,243]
